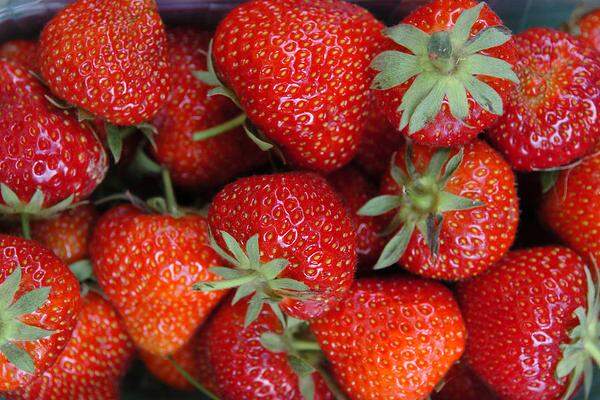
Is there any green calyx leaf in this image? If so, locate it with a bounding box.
[193,231,312,327]
[194,40,242,108]
[541,170,560,194]
[0,184,77,220]
[361,145,485,270]
[69,259,94,283]
[372,2,518,134]
[0,267,55,374]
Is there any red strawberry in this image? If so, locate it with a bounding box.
[0,234,81,391]
[327,166,386,269]
[30,204,97,265]
[38,0,171,126]
[457,247,599,400]
[371,0,518,146]
[541,150,600,264]
[570,8,600,53]
[487,28,600,171]
[208,0,384,172]
[311,276,466,400]
[359,139,518,280]
[151,27,265,188]
[0,59,107,216]
[4,291,135,400]
[203,297,333,400]
[432,362,499,400]
[196,172,357,323]
[0,40,38,72]
[89,204,226,356]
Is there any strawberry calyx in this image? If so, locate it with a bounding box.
[358,144,484,269]
[556,264,600,400]
[193,230,313,327]
[371,2,518,134]
[0,267,54,374]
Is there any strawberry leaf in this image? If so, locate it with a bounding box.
[0,342,35,374]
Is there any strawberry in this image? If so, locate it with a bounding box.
[0,59,107,226]
[487,28,600,171]
[0,234,81,391]
[151,27,265,188]
[0,40,38,72]
[569,8,600,53]
[4,290,135,400]
[358,139,518,280]
[89,204,226,356]
[327,166,386,269]
[370,0,518,146]
[310,276,466,400]
[456,247,599,400]
[195,172,357,323]
[432,362,498,400]
[541,150,600,264]
[203,297,334,400]
[203,0,384,172]
[30,204,97,265]
[38,0,170,126]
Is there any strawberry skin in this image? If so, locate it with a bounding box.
[577,9,600,52]
[487,28,600,171]
[212,0,384,172]
[311,276,466,400]
[0,59,107,208]
[89,205,226,356]
[0,234,81,391]
[151,28,265,188]
[0,40,38,72]
[204,298,333,400]
[208,172,357,320]
[432,363,499,400]
[4,291,135,400]
[456,247,587,400]
[38,0,170,125]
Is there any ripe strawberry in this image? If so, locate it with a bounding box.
[4,291,135,400]
[0,59,107,214]
[30,204,97,265]
[570,8,600,53]
[327,166,386,269]
[196,172,357,323]
[207,0,384,172]
[151,27,265,188]
[203,297,333,400]
[432,362,498,400]
[38,0,170,126]
[541,151,600,264]
[0,40,38,72]
[359,140,518,280]
[371,0,518,146]
[457,247,599,400]
[0,234,81,391]
[89,204,226,356]
[311,276,466,400]
[487,28,600,171]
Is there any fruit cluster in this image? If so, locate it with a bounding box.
[0,0,598,399]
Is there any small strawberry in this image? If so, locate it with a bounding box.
[0,234,81,391]
[569,7,600,53]
[457,247,599,400]
[487,28,600,171]
[0,40,38,72]
[310,276,466,400]
[89,203,226,356]
[203,297,334,400]
[201,0,384,172]
[358,140,518,280]
[327,166,386,269]
[195,172,357,324]
[371,0,518,146]
[151,27,265,188]
[4,290,135,400]
[432,362,499,400]
[38,0,170,126]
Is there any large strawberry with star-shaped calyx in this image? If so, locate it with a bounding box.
[194,172,357,326]
[193,0,384,172]
[0,234,81,391]
[370,0,518,147]
[358,139,518,279]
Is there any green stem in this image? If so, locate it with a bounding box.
[193,273,256,292]
[585,339,600,365]
[193,114,246,141]
[20,214,31,240]
[161,168,179,216]
[292,340,322,352]
[314,363,349,400]
[167,356,220,400]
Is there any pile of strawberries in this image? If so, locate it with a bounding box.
[0,0,598,399]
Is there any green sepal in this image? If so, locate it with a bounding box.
[462,75,503,115]
[383,24,430,55]
[450,2,485,45]
[77,108,95,122]
[260,332,287,353]
[0,342,35,374]
[5,287,51,319]
[357,195,401,217]
[438,192,484,212]
[244,123,274,151]
[0,184,76,218]
[298,374,316,400]
[374,221,416,270]
[463,54,519,83]
[462,26,512,55]
[7,322,54,342]
[370,51,421,91]
[541,170,560,194]
[69,259,94,283]
[194,40,242,109]
[106,124,125,163]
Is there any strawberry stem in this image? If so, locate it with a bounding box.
[161,168,179,217]
[166,356,220,400]
[20,214,31,240]
[193,113,246,141]
[194,272,256,291]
